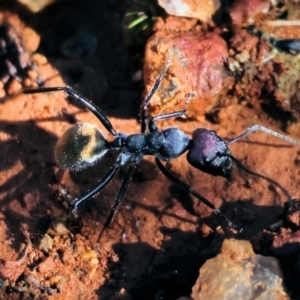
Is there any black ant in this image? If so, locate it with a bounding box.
[24,55,300,240]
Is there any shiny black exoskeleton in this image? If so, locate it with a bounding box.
[187,128,233,178]
[274,39,300,55]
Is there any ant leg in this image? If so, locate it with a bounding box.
[148,110,186,132]
[72,163,120,213]
[155,158,240,231]
[24,86,118,136]
[141,50,173,133]
[227,125,300,146]
[225,153,292,200]
[97,163,136,246]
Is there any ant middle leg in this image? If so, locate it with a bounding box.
[155,158,240,231]
[224,153,292,201]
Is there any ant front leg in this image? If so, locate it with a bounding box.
[24,86,118,136]
[155,158,240,231]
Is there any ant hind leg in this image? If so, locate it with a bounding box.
[24,86,118,136]
[96,163,136,249]
[155,158,241,231]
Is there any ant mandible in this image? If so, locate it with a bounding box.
[24,54,300,240]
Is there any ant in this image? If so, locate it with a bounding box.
[24,55,300,241]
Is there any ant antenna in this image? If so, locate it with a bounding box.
[224,124,300,201]
[141,48,173,133]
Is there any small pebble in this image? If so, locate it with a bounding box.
[192,239,288,300]
[31,53,48,66]
[37,256,55,273]
[22,27,40,52]
[38,234,53,253]
[7,79,22,95]
[17,0,57,13]
[81,250,98,260]
[50,219,69,236]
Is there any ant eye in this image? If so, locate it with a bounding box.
[55,123,108,170]
[187,128,233,178]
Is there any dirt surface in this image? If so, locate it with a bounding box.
[0,1,300,300]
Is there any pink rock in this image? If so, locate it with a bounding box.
[158,0,220,22]
[144,26,233,119]
[229,0,270,25]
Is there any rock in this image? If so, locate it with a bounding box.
[229,0,270,25]
[0,233,31,282]
[0,260,25,282]
[49,218,69,236]
[17,0,56,13]
[158,0,220,23]
[37,256,56,274]
[38,234,53,253]
[191,239,288,300]
[22,27,40,52]
[144,29,233,119]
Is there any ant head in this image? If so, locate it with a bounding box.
[187,128,233,178]
[55,123,108,170]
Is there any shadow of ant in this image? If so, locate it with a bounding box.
[91,155,292,300]
[0,0,139,119]
[96,200,284,300]
[0,119,58,249]
[0,117,142,252]
[0,109,297,300]
[0,114,101,251]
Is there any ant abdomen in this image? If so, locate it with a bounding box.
[187,128,233,178]
[55,123,108,170]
